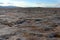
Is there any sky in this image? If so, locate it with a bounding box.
[0,0,60,7]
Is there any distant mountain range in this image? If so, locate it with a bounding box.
[0,6,17,8]
[0,6,59,8]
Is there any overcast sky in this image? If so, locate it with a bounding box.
[0,0,60,7]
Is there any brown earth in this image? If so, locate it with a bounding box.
[0,7,60,40]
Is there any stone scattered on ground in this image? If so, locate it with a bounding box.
[0,8,60,40]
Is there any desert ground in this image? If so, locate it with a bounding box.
[0,7,60,40]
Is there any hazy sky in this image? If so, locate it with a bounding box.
[0,0,60,7]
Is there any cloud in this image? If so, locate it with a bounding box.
[11,0,60,7]
[0,0,31,7]
[0,0,60,7]
[34,3,60,7]
[0,3,12,6]
[11,1,31,7]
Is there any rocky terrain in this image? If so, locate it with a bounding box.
[0,7,60,40]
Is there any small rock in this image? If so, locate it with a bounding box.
[16,38,21,40]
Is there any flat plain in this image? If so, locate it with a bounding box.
[0,7,60,40]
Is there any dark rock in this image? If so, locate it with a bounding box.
[35,19,42,21]
[16,38,21,40]
[48,32,60,38]
[16,20,26,24]
[29,33,43,37]
[0,38,6,40]
[44,27,53,31]
[48,33,56,38]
